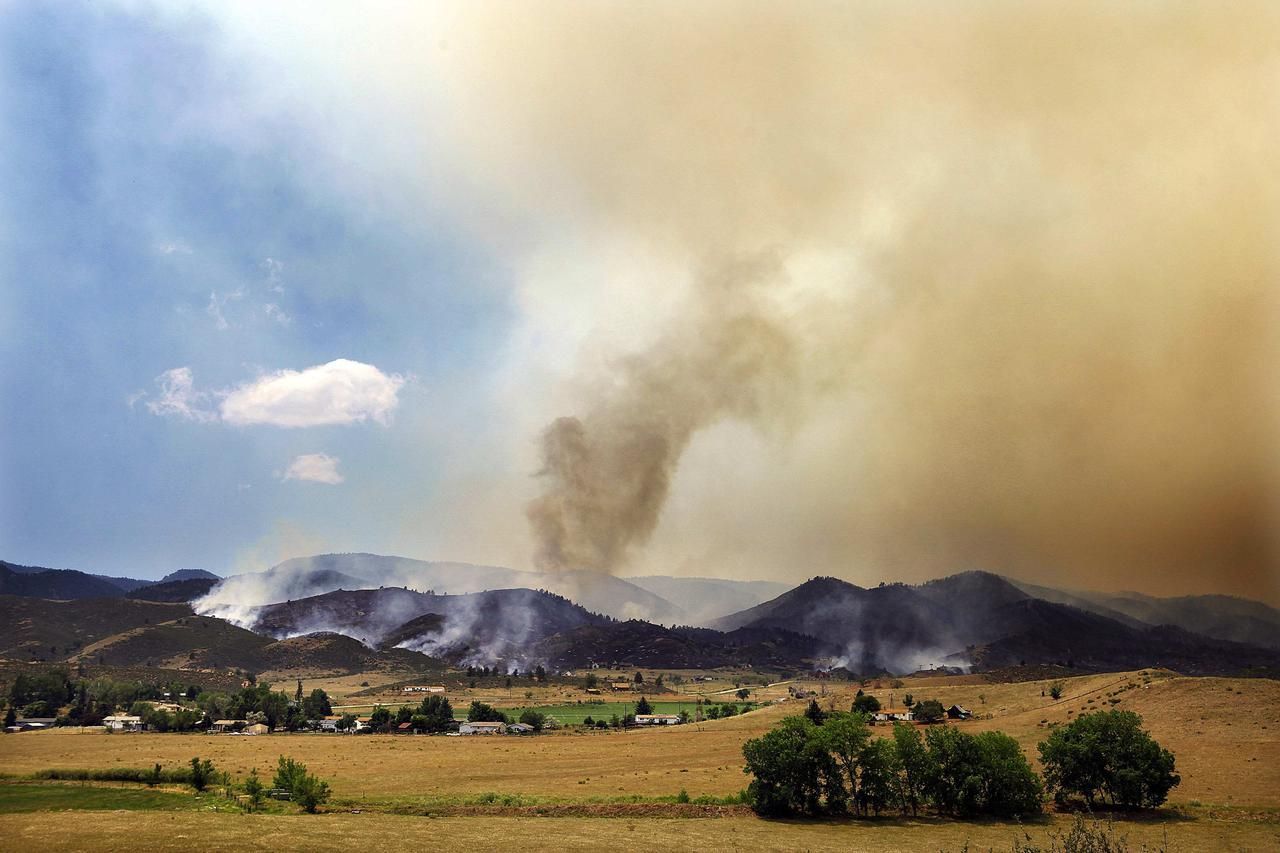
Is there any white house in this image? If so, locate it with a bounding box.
[634,714,682,726]
[102,715,144,732]
[459,721,506,735]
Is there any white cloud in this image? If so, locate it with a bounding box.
[280,453,344,484]
[221,359,405,427]
[140,359,404,427]
[144,367,218,422]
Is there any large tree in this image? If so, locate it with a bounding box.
[1039,710,1179,809]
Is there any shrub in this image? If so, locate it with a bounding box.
[243,768,264,811]
[189,757,215,792]
[518,709,546,732]
[467,701,508,723]
[1049,682,1064,700]
[292,772,331,813]
[1038,710,1179,809]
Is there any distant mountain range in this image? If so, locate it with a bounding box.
[712,572,1280,676]
[0,560,219,601]
[2,552,1276,677]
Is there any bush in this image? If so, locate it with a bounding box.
[292,772,331,813]
[272,755,331,813]
[1049,682,1064,700]
[189,757,215,792]
[1038,710,1179,809]
[243,768,264,811]
[35,766,193,784]
[468,701,508,723]
[519,709,546,732]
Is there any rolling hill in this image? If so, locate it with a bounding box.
[0,594,192,662]
[127,577,219,603]
[252,586,610,667]
[714,572,1280,677]
[199,553,688,624]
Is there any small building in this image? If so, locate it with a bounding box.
[401,685,446,694]
[319,717,340,732]
[506,722,535,734]
[395,722,414,734]
[102,715,145,732]
[634,714,681,726]
[11,717,56,732]
[243,723,270,735]
[458,721,506,735]
[610,681,632,692]
[212,719,247,733]
[584,688,601,695]
[872,711,914,724]
[947,704,972,720]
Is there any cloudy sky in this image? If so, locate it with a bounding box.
[1,2,1277,603]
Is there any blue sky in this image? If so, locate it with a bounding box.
[0,3,513,577]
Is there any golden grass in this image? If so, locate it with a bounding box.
[2,810,1277,853]
[2,670,1276,809]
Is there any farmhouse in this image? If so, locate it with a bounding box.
[506,722,536,734]
[872,711,914,723]
[947,704,972,720]
[634,714,682,726]
[102,714,144,732]
[459,721,506,735]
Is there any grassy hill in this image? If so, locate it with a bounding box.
[0,595,192,662]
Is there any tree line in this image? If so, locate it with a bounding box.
[743,707,1177,818]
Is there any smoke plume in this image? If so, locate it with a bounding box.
[433,2,1280,601]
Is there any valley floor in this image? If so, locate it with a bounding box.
[1,805,1277,852]
[2,669,1278,851]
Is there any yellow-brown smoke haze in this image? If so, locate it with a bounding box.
[414,2,1280,602]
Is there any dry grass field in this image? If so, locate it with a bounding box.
[3,669,1278,850]
[1,810,1277,853]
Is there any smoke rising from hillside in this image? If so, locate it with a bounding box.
[436,2,1280,599]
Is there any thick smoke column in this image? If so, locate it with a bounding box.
[430,1,1280,600]
[527,255,797,571]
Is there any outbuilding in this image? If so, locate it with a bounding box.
[946,704,972,720]
[458,721,506,735]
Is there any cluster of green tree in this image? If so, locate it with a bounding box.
[744,712,1043,818]
[704,703,745,720]
[7,671,204,724]
[744,709,1178,819]
[467,700,510,723]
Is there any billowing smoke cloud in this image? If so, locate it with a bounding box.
[193,2,1280,603]
[424,2,1280,601]
[526,254,799,571]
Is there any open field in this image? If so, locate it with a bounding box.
[1,808,1277,852]
[3,669,1278,850]
[4,670,1279,807]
